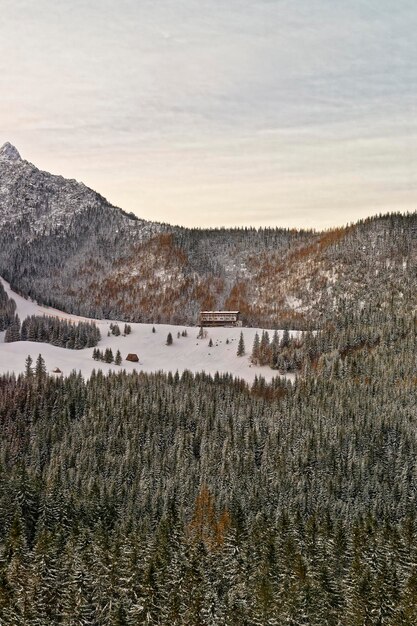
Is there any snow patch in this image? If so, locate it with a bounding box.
[0,277,296,383]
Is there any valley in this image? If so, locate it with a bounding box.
[1,145,417,624]
[2,143,416,332]
[0,277,293,382]
[2,0,417,621]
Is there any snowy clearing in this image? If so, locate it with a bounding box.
[0,277,298,382]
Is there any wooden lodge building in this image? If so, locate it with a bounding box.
[199,311,242,327]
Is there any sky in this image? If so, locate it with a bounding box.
[1,0,417,229]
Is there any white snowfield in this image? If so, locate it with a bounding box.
[0,277,297,383]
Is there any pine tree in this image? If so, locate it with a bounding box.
[237,332,245,356]
[271,330,280,366]
[251,332,260,364]
[166,333,173,346]
[115,350,122,366]
[104,348,114,363]
[25,355,33,378]
[4,314,21,342]
[281,327,290,349]
[35,354,46,381]
[259,330,271,365]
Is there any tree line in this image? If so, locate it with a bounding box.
[4,313,100,349]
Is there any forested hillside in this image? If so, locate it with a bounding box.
[2,143,417,328]
[1,300,417,624]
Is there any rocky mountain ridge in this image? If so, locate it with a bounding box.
[1,142,416,327]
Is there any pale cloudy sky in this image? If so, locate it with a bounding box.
[1,0,417,228]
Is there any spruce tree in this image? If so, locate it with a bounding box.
[4,314,21,342]
[35,354,46,380]
[25,355,33,378]
[259,331,271,365]
[281,328,290,349]
[251,332,260,364]
[237,332,245,356]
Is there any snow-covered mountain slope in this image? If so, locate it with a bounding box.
[0,143,314,326]
[0,142,167,315]
[0,141,154,235]
[0,143,118,232]
[2,142,417,330]
[0,277,295,382]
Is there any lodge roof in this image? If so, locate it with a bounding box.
[200,311,240,314]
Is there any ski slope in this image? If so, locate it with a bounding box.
[0,277,297,383]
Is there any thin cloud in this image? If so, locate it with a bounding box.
[1,0,417,227]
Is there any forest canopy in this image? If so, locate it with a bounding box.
[1,297,417,624]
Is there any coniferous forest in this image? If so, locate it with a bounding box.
[5,314,101,349]
[2,4,417,621]
[0,284,100,349]
[0,282,17,332]
[1,301,417,625]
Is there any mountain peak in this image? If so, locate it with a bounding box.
[0,142,21,161]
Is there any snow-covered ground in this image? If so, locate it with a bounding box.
[0,277,297,383]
